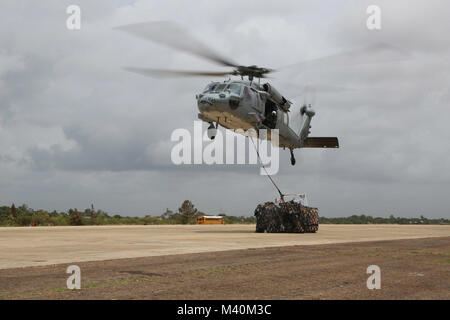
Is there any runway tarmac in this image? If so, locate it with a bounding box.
[0,224,449,269]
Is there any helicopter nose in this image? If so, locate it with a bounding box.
[197,93,229,111]
[197,95,214,109]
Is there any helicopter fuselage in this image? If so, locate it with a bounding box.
[196,79,311,149]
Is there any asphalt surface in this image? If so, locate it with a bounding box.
[1,224,449,269]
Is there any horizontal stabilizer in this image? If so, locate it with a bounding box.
[303,137,339,148]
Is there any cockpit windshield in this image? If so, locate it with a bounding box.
[211,83,227,93]
[203,82,242,95]
[203,83,218,93]
[225,83,242,96]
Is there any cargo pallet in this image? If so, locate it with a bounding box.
[254,197,319,233]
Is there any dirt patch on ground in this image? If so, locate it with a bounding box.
[0,237,448,300]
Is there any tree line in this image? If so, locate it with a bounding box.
[0,201,256,227]
[0,202,447,227]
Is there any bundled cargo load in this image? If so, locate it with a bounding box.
[254,199,319,233]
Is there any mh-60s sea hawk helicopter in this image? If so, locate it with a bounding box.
[117,21,404,165]
[194,78,334,166]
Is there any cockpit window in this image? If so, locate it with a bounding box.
[211,83,227,93]
[203,83,242,94]
[203,83,218,93]
[226,83,242,96]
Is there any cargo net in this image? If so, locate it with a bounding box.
[254,200,319,233]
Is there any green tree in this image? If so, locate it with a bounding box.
[34,210,50,226]
[178,200,197,224]
[69,208,83,226]
[10,203,17,220]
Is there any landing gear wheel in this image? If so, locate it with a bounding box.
[290,149,296,166]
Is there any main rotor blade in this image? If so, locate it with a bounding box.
[115,21,238,68]
[124,67,232,78]
[280,43,410,73]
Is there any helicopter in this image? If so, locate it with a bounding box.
[116,21,405,166]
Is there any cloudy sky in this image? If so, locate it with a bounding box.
[1,0,449,218]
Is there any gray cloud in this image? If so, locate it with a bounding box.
[0,0,449,218]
